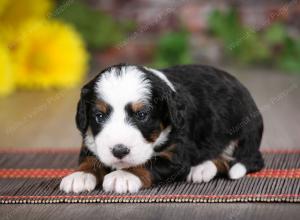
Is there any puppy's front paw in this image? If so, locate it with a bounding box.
[103,170,142,193]
[59,171,97,193]
[187,160,217,183]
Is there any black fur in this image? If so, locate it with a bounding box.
[77,64,264,185]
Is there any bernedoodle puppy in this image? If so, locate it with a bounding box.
[60,64,264,193]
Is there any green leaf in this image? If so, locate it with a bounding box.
[152,31,193,68]
[263,23,287,45]
[56,1,136,49]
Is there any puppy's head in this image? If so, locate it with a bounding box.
[76,64,184,169]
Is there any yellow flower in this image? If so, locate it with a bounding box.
[0,0,8,15]
[0,41,14,97]
[14,20,89,89]
[0,0,53,44]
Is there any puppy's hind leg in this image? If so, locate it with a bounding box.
[187,141,237,183]
[229,134,264,180]
[187,133,264,183]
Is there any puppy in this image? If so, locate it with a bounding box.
[60,64,264,193]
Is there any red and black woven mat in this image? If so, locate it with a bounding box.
[0,148,299,204]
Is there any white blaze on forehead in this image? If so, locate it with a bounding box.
[96,66,151,105]
[144,67,176,92]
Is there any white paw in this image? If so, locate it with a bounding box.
[103,170,142,193]
[59,171,97,193]
[187,160,217,183]
[229,163,247,179]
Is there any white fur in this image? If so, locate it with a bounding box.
[220,140,237,161]
[187,160,218,183]
[94,66,155,169]
[103,170,142,193]
[144,67,176,92]
[153,126,172,147]
[96,66,152,105]
[229,163,247,179]
[84,129,97,155]
[59,171,97,193]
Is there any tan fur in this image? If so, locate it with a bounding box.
[131,102,145,112]
[149,130,160,142]
[78,148,108,183]
[96,100,108,113]
[159,144,176,160]
[125,166,152,188]
[212,158,230,173]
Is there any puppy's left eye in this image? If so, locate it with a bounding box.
[95,112,105,124]
[135,111,148,121]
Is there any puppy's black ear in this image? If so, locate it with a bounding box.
[164,89,186,131]
[75,87,90,134]
[139,66,186,131]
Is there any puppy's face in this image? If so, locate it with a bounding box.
[77,65,176,169]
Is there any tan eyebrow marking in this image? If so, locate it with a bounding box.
[131,102,145,112]
[96,100,108,113]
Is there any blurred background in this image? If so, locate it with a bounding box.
[0,0,299,149]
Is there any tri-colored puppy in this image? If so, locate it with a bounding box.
[60,64,264,193]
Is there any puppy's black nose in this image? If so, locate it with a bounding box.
[112,144,130,159]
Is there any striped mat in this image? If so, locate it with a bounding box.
[0,148,300,204]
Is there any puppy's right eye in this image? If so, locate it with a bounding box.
[95,112,105,124]
[135,111,148,121]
